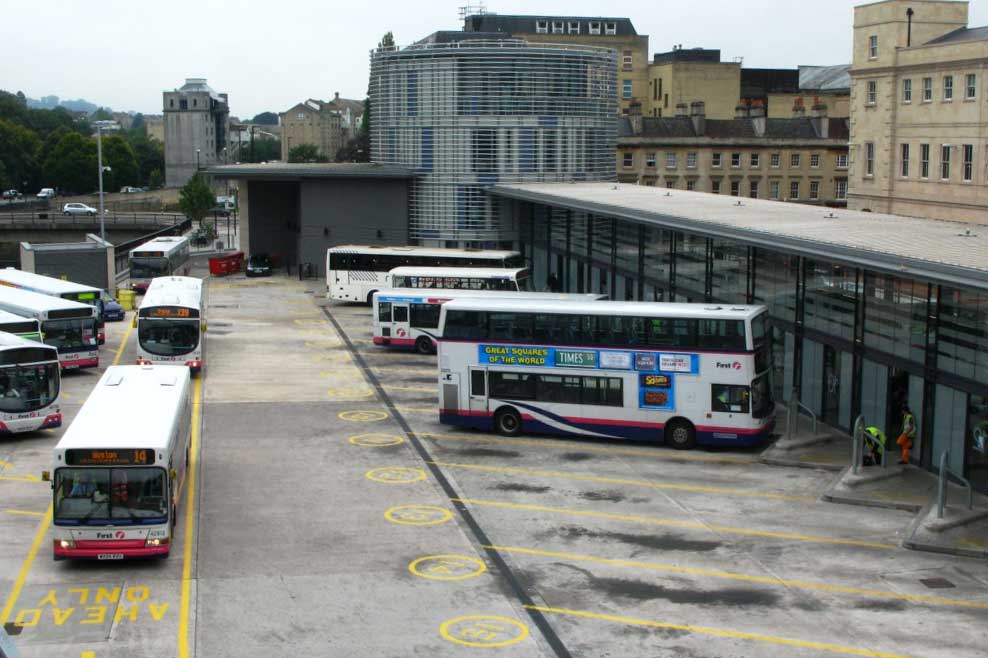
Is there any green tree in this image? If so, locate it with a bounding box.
[0,90,29,125]
[336,131,368,163]
[0,118,42,190]
[90,107,113,121]
[288,143,328,163]
[148,168,164,190]
[42,131,97,193]
[245,138,281,163]
[178,172,215,224]
[378,31,395,49]
[251,111,278,125]
[100,134,139,190]
[130,135,164,187]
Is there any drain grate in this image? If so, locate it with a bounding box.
[210,304,239,309]
[920,577,956,589]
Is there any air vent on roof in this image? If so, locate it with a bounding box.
[104,372,124,387]
[735,200,744,206]
[958,229,978,238]
[157,372,178,386]
[825,211,838,219]
[704,306,723,311]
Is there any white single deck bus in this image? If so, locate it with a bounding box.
[0,267,107,344]
[388,267,532,292]
[0,287,98,369]
[129,236,191,293]
[374,290,606,354]
[47,365,191,560]
[437,299,773,449]
[0,310,43,343]
[136,277,205,372]
[0,332,62,434]
[326,245,524,303]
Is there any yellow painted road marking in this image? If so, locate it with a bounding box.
[433,462,815,503]
[0,474,42,483]
[82,652,96,658]
[0,459,9,468]
[420,432,755,464]
[440,615,529,648]
[338,409,389,422]
[527,605,912,658]
[385,504,452,526]
[5,510,45,517]
[349,433,405,447]
[489,545,988,610]
[365,467,426,484]
[454,498,896,550]
[113,319,135,366]
[178,376,203,658]
[0,506,52,625]
[409,554,487,581]
[383,384,435,393]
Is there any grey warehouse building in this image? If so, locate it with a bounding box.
[491,182,988,493]
[208,163,415,272]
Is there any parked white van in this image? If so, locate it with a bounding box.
[36,188,56,199]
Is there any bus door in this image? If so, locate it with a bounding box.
[468,367,488,414]
[392,304,410,342]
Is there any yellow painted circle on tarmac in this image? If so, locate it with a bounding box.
[349,433,404,447]
[327,386,375,400]
[410,554,487,581]
[365,466,426,484]
[384,504,453,526]
[338,409,389,422]
[439,615,529,648]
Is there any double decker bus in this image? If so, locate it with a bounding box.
[0,332,62,434]
[0,287,98,369]
[136,277,205,372]
[375,290,605,354]
[437,299,773,449]
[388,267,532,292]
[129,236,191,294]
[0,268,107,344]
[47,365,191,560]
[326,245,524,303]
[0,310,42,342]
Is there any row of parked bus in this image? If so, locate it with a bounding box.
[330,244,775,453]
[37,234,203,561]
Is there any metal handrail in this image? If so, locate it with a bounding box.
[851,414,865,474]
[796,400,818,434]
[936,450,974,519]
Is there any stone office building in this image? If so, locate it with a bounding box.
[163,78,229,187]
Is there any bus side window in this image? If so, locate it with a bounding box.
[470,370,486,396]
[393,305,409,323]
[378,302,392,323]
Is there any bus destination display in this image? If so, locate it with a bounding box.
[139,306,198,319]
[65,448,153,466]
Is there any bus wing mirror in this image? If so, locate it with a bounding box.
[201,321,207,333]
[41,470,50,482]
[170,469,177,480]
[131,316,138,328]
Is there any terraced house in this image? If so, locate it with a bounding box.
[618,99,850,205]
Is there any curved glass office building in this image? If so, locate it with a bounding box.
[370,35,616,246]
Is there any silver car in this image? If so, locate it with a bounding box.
[62,203,98,216]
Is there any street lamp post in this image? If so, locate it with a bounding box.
[195,148,201,172]
[97,126,105,242]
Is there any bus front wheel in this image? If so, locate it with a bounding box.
[494,407,522,436]
[665,419,696,450]
[415,336,434,355]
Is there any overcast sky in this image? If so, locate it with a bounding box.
[3,0,985,118]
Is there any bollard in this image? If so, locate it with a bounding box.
[851,414,864,474]
[937,450,948,519]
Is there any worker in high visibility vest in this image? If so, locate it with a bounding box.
[897,405,916,464]
[863,426,886,466]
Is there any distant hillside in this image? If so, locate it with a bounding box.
[25,94,99,114]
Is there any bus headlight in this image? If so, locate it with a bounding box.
[145,537,169,548]
[58,539,75,549]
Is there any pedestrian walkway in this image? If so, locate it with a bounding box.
[758,402,988,559]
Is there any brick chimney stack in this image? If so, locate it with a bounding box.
[675,102,689,118]
[735,101,749,119]
[689,101,706,136]
[749,99,766,137]
[628,99,643,134]
[810,97,828,138]
[792,96,806,118]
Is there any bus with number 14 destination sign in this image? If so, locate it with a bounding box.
[436,299,773,449]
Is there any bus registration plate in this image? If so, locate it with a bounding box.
[98,553,124,560]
